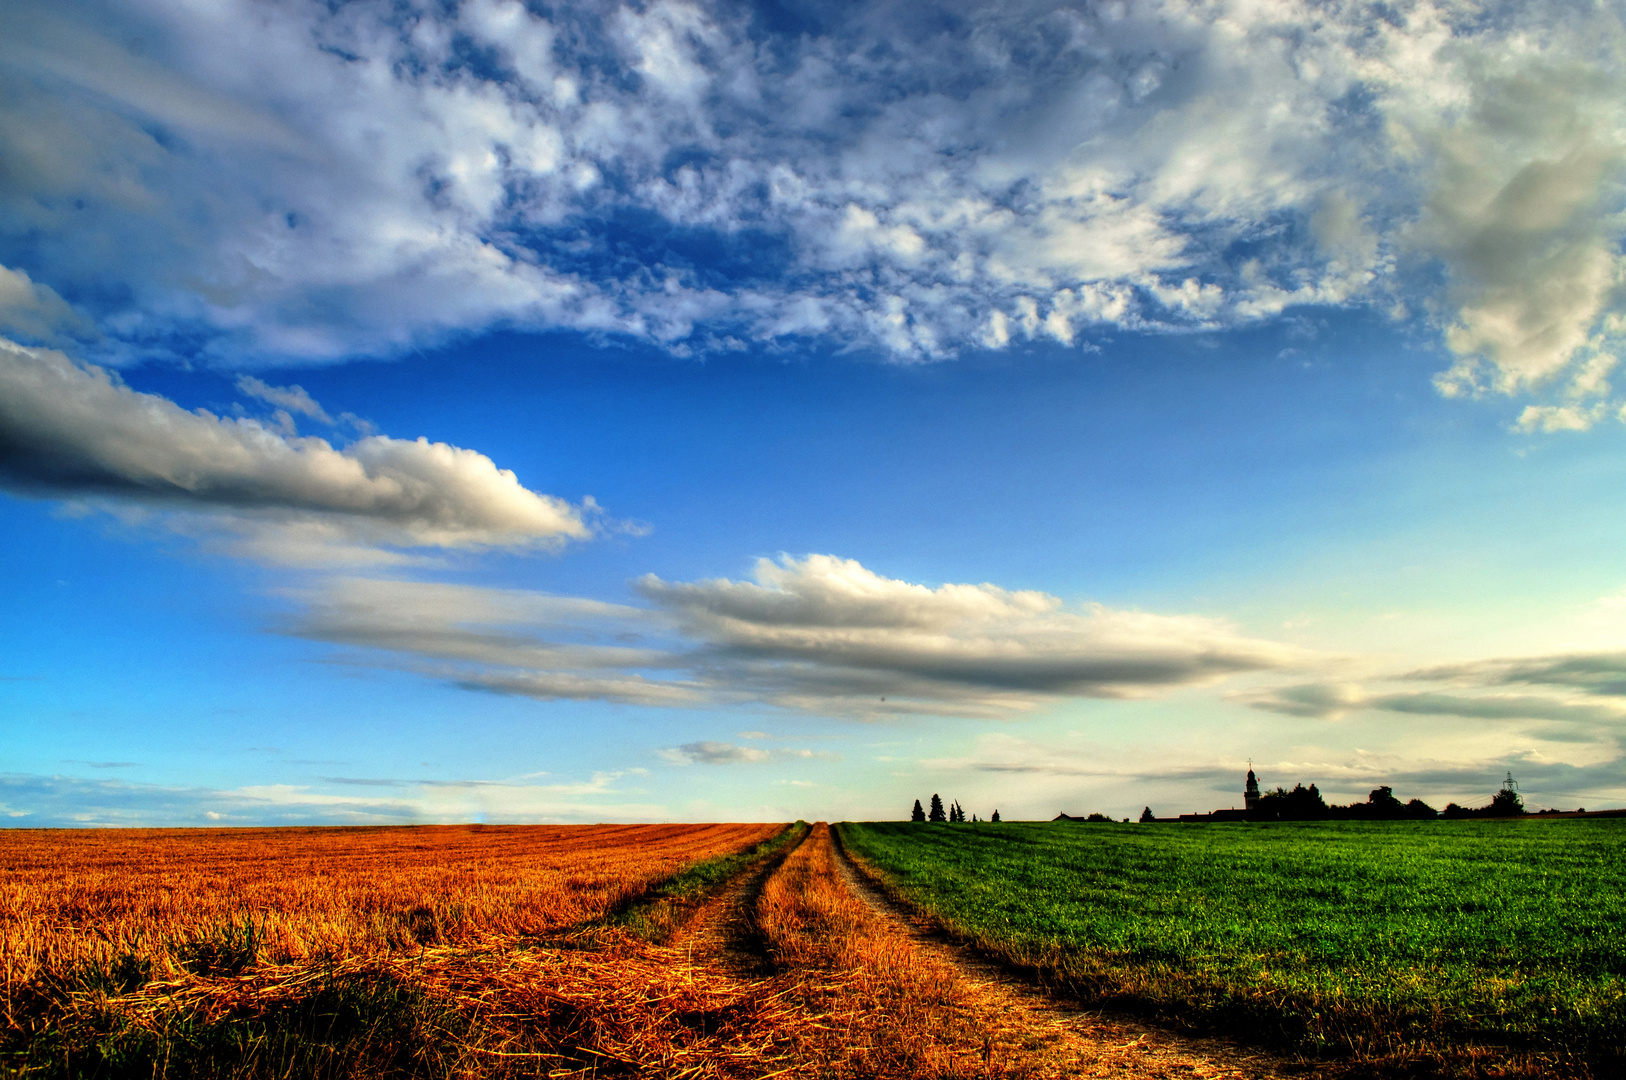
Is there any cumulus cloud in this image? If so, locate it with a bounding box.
[285,555,1307,717]
[0,337,592,560]
[2,0,1624,401]
[636,554,1305,709]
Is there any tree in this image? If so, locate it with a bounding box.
[991,809,1001,823]
[1139,806,1155,823]
[1403,798,1438,819]
[1255,783,1328,820]
[1364,785,1407,819]
[1488,777,1526,817]
[929,794,946,822]
[950,801,964,822]
[911,798,926,822]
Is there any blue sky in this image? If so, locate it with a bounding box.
[4,0,1626,825]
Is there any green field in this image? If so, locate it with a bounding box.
[838,819,1626,1074]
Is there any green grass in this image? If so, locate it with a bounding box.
[838,818,1626,1074]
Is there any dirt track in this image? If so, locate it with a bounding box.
[798,822,1311,1079]
[674,822,810,977]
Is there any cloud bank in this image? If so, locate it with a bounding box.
[2,0,1624,405]
[1236,647,1626,779]
[939,732,1626,812]
[0,337,591,560]
[287,554,1307,717]
[0,769,662,826]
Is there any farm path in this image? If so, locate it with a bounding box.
[828,826,1311,1080]
[672,821,809,977]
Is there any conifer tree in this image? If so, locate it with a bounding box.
[990,809,1001,823]
[1139,806,1155,823]
[911,798,926,822]
[928,793,946,822]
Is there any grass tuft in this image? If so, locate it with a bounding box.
[175,915,265,978]
[3,971,470,1079]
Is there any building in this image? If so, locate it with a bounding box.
[1175,765,1260,822]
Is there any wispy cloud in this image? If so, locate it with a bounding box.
[657,740,835,765]
[235,375,333,425]
[1405,650,1626,697]
[2,0,1623,411]
[658,741,771,765]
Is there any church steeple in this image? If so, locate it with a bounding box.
[1244,761,1262,812]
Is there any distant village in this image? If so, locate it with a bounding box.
[913,767,1617,824]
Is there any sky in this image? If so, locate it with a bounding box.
[5,0,1626,826]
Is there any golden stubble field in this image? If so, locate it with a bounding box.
[0,823,782,988]
[0,821,1279,1079]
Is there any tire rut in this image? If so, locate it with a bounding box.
[829,825,1316,1080]
[671,823,810,978]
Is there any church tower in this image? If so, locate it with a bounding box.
[1244,765,1261,812]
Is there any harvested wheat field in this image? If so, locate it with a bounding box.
[2,821,1308,1079]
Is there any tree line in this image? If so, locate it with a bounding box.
[910,795,999,823]
[1249,780,1527,821]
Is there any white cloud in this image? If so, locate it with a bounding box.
[1513,403,1605,433]
[0,337,592,560]
[286,555,1308,717]
[637,554,1306,709]
[1,0,1623,399]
